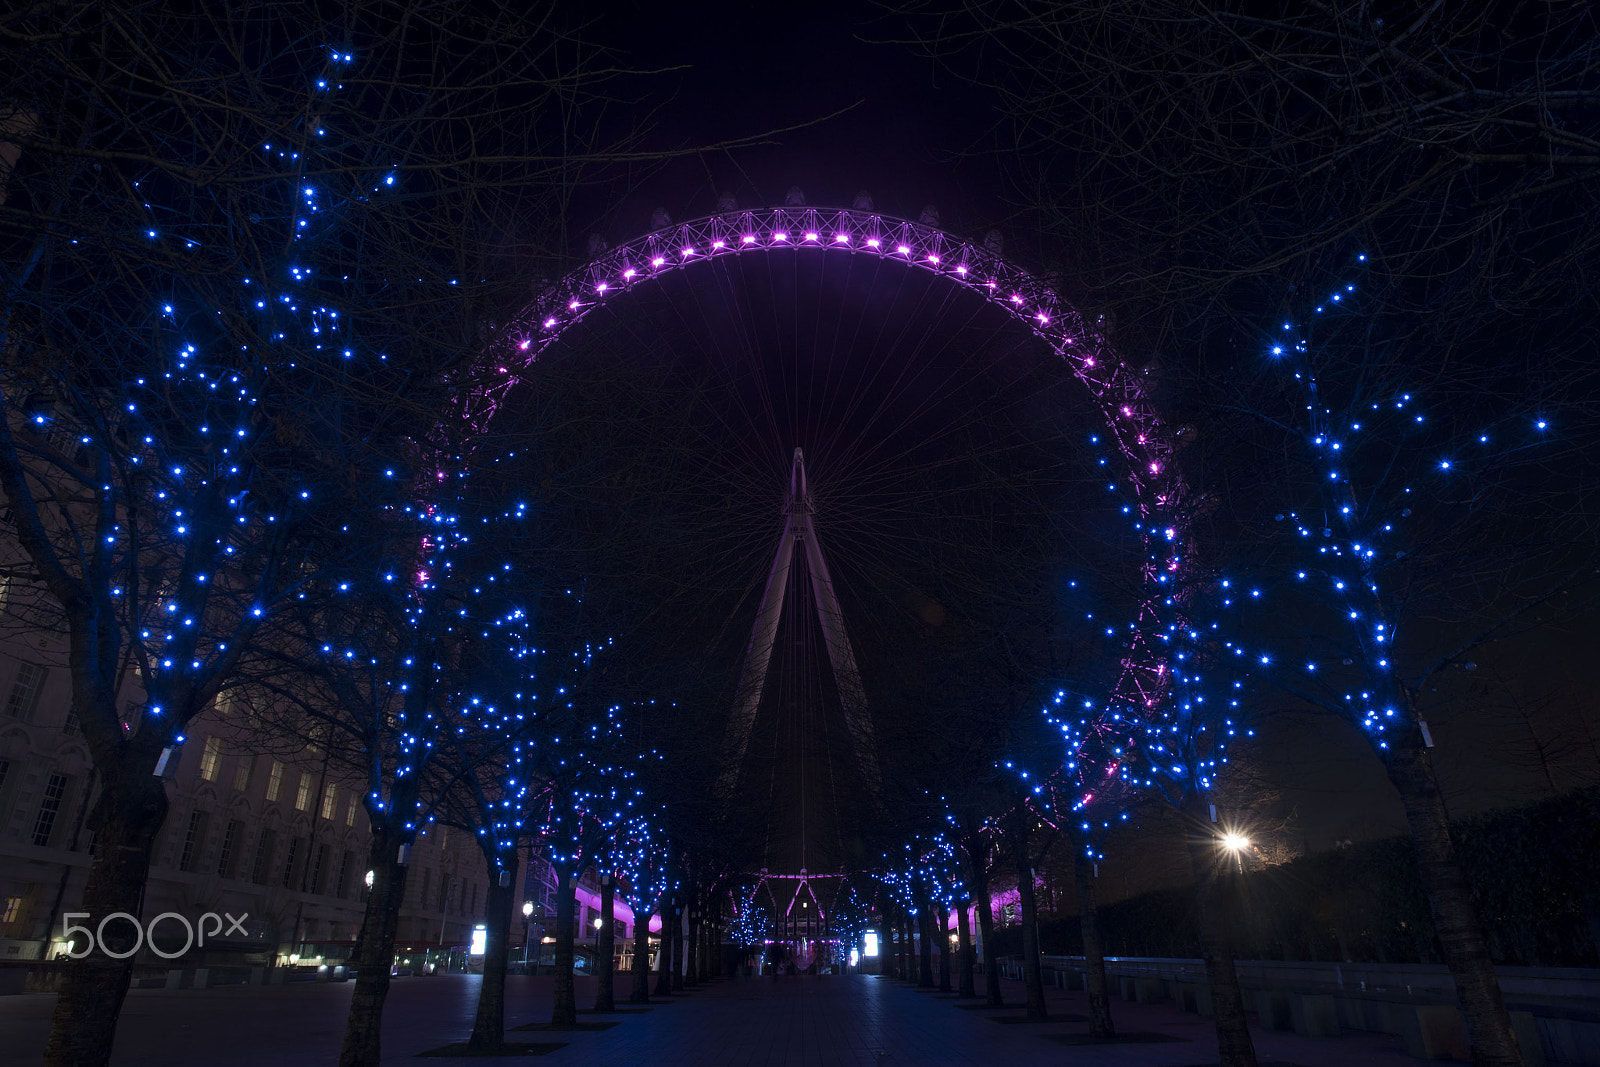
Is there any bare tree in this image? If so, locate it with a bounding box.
[902,4,1600,1063]
[0,3,650,1062]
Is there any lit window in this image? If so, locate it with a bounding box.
[6,661,47,722]
[199,736,223,781]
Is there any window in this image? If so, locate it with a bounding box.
[336,850,355,898]
[437,874,450,913]
[32,773,67,847]
[178,810,209,872]
[320,783,336,820]
[418,868,432,909]
[310,843,330,894]
[6,661,47,722]
[265,761,283,801]
[251,829,276,884]
[233,754,253,792]
[0,896,20,923]
[470,883,478,915]
[0,572,10,612]
[282,837,303,889]
[62,706,81,737]
[217,819,244,878]
[199,737,223,782]
[294,772,312,812]
[345,794,358,827]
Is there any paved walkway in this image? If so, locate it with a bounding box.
[1,971,1447,1065]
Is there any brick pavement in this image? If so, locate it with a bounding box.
[0,970,1452,1065]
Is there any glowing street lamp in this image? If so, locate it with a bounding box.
[1220,832,1250,874]
[522,901,534,966]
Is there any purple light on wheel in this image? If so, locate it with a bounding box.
[804,232,819,242]
[896,245,910,255]
[1010,294,1023,304]
[568,300,579,310]
[742,235,756,244]
[927,254,940,264]
[774,232,789,242]
[1036,312,1049,324]
[866,238,881,248]
[712,239,726,249]
[834,234,849,243]
[543,318,556,328]
[623,268,636,279]
[651,257,665,267]
[956,265,968,275]
[681,247,695,257]
[518,340,530,350]
[596,283,608,293]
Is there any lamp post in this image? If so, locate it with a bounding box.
[522,901,534,968]
[1221,832,1249,876]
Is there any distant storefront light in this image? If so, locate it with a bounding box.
[863,931,879,957]
[470,925,487,956]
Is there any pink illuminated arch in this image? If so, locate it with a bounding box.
[478,206,1179,522]
[473,206,1188,795]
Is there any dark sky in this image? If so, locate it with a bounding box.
[578,0,1013,246]
[564,0,1600,898]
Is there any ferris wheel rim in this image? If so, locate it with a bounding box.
[468,205,1193,811]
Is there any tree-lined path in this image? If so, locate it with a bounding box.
[1,971,1440,1065]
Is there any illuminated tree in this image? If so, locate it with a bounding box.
[907,6,1600,1061]
[0,5,645,1063]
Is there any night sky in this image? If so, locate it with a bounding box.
[556,0,1599,899]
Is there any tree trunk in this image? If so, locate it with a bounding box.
[468,850,518,1050]
[550,873,577,1025]
[974,865,1002,1006]
[917,881,935,987]
[1073,849,1115,1038]
[43,775,168,1067]
[684,908,698,987]
[1016,830,1048,1022]
[937,902,952,992]
[654,902,674,996]
[671,907,685,990]
[956,899,976,998]
[593,876,615,1012]
[1183,807,1257,1067]
[339,823,412,1067]
[1386,725,1525,1066]
[630,905,652,1003]
[904,915,917,981]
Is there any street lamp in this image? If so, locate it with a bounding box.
[1220,832,1249,875]
[522,901,534,967]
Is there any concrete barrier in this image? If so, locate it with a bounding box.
[1400,1004,1469,1061]
[1510,1012,1546,1067]
[1255,989,1293,1031]
[1134,977,1168,1004]
[1290,993,1339,1037]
